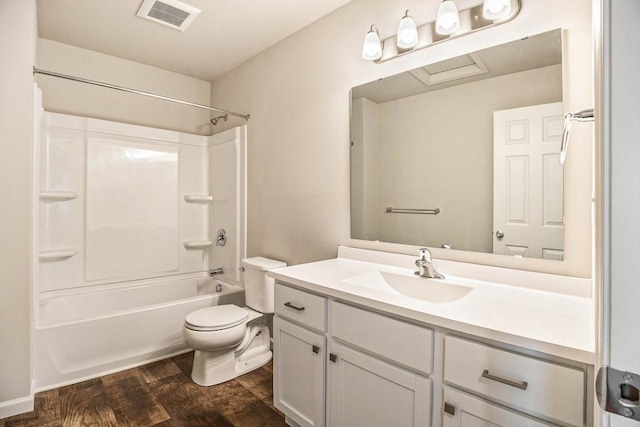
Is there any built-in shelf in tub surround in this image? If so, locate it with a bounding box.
[38,248,78,261]
[183,194,213,203]
[183,240,213,249]
[39,191,79,202]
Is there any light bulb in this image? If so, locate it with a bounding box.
[483,0,512,20]
[362,25,382,61]
[435,0,460,35]
[397,10,419,50]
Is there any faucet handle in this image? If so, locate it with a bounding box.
[417,248,432,262]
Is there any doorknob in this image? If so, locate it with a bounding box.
[495,230,505,239]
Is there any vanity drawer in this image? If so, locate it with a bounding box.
[275,283,327,332]
[330,301,433,375]
[444,336,585,426]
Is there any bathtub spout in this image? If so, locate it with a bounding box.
[209,268,224,277]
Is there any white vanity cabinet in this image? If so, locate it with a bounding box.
[274,283,434,427]
[273,281,589,427]
[328,301,433,427]
[273,285,328,427]
[328,342,432,427]
[443,336,585,427]
[442,387,553,427]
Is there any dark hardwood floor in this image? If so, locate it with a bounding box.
[0,352,286,427]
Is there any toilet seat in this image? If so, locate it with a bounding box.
[185,305,249,332]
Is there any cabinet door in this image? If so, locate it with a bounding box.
[442,388,552,427]
[274,316,325,427]
[329,342,431,427]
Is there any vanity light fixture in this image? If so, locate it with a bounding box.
[397,10,419,50]
[360,0,521,63]
[435,0,460,35]
[482,0,512,20]
[362,25,383,61]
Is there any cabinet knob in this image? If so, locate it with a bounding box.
[444,402,456,416]
[329,353,338,363]
[312,345,320,354]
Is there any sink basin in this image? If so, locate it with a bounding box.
[344,270,472,303]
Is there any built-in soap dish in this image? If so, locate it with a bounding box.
[38,248,78,261]
[183,240,213,249]
[39,191,79,202]
[183,195,213,203]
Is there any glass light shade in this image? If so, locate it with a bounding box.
[396,11,419,49]
[362,27,382,61]
[483,0,512,20]
[435,0,460,35]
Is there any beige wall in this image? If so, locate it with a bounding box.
[372,65,562,252]
[0,0,36,408]
[211,0,593,277]
[350,97,380,241]
[36,38,211,135]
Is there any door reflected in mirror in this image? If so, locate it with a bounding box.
[350,29,564,260]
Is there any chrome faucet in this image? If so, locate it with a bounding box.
[415,248,445,279]
[209,267,224,277]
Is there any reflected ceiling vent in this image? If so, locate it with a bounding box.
[409,53,489,87]
[137,0,201,32]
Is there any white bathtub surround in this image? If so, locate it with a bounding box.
[37,112,246,292]
[269,246,595,363]
[34,112,248,390]
[35,275,244,390]
[209,127,247,285]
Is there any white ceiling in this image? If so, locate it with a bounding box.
[37,0,353,82]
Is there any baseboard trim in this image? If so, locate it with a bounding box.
[0,392,34,420]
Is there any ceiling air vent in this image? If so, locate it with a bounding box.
[137,0,201,32]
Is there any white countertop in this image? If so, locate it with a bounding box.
[269,247,596,364]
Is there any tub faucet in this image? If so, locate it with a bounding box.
[209,268,224,277]
[415,248,445,279]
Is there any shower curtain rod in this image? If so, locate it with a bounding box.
[33,67,250,122]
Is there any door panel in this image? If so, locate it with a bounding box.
[273,317,325,427]
[329,342,431,427]
[493,102,564,259]
[601,0,640,426]
[443,388,551,427]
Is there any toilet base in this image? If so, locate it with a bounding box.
[190,324,272,386]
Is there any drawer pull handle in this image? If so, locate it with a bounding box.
[329,353,338,363]
[312,345,320,354]
[284,302,305,312]
[482,369,528,390]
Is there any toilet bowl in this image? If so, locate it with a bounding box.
[183,257,286,386]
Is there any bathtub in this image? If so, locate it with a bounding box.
[35,274,245,390]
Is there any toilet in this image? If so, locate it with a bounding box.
[183,257,286,386]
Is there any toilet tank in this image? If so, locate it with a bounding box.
[241,257,287,313]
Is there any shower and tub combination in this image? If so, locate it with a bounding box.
[33,103,248,390]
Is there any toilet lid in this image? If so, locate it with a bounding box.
[185,305,249,331]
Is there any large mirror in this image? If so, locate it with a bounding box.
[350,30,564,260]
